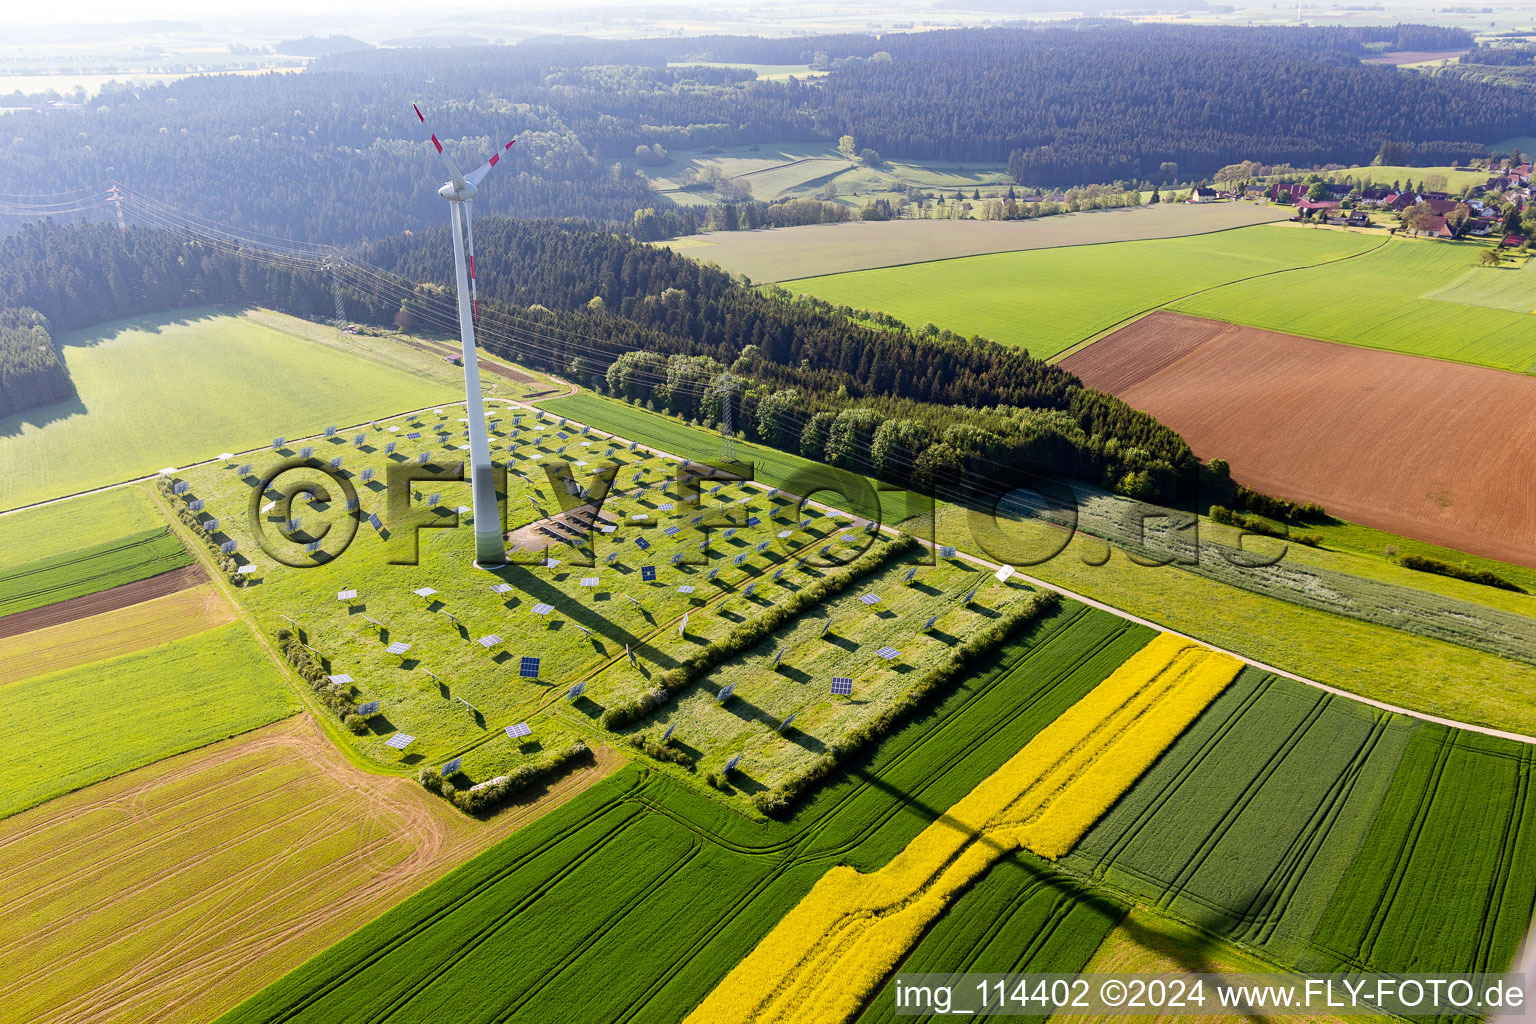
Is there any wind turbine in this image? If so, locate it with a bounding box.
[414,103,516,565]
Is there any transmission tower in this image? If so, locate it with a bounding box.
[328,261,346,332]
[714,372,738,462]
[106,182,127,235]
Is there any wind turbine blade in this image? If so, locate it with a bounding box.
[413,103,467,190]
[466,138,516,187]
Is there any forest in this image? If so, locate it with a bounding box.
[0,219,1199,506]
[0,23,1526,243]
[0,308,73,419]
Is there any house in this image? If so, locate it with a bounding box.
[1468,217,1496,236]
[1420,216,1454,239]
[1346,210,1370,227]
[1423,198,1463,217]
[1296,198,1341,212]
[1505,234,1529,248]
[1382,192,1416,211]
[1189,186,1218,203]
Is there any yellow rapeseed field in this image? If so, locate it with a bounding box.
[684,632,1242,1024]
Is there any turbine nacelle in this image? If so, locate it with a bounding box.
[438,180,478,202]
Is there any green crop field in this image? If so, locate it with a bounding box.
[1422,254,1536,314]
[218,604,1149,1024]
[1062,668,1536,978]
[0,308,459,510]
[0,484,194,618]
[786,225,1381,359]
[0,621,298,817]
[1172,235,1536,372]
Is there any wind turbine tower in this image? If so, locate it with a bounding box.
[414,104,516,565]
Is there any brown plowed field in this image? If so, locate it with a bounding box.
[0,714,621,1024]
[1061,311,1536,567]
[0,563,205,639]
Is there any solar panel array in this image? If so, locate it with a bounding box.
[506,721,532,739]
[830,677,854,695]
[385,641,412,656]
[300,446,314,458]
[478,634,502,648]
[357,700,379,716]
[876,646,901,660]
[413,587,437,598]
[238,463,252,476]
[519,656,541,677]
[337,589,357,601]
[384,733,414,750]
[360,467,375,482]
[220,539,238,554]
[531,602,554,616]
[172,480,190,495]
[640,566,657,582]
[859,593,881,605]
[580,577,599,587]
[327,673,353,684]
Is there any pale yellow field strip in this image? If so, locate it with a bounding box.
[0,584,234,687]
[686,633,1243,1024]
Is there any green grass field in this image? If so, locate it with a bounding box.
[1422,254,1536,314]
[0,483,193,618]
[217,604,1148,1024]
[0,308,459,510]
[787,225,1382,359]
[1172,235,1536,372]
[0,621,298,817]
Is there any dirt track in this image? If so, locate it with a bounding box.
[399,336,537,383]
[1062,311,1536,568]
[0,714,621,1024]
[0,564,206,639]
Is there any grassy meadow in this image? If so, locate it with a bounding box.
[1173,234,1536,371]
[0,308,459,509]
[787,225,1381,359]
[0,621,298,817]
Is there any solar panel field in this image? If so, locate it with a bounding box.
[216,603,1154,1024]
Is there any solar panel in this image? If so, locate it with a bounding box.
[491,583,514,595]
[634,537,651,551]
[327,673,353,684]
[345,497,359,512]
[663,525,680,537]
[777,530,792,539]
[580,577,599,587]
[357,700,379,716]
[962,588,978,605]
[220,539,238,554]
[286,517,301,532]
[723,754,741,773]
[732,553,746,566]
[801,518,812,530]
[755,541,769,553]
[300,446,314,458]
[413,587,437,598]
[556,431,569,439]
[238,463,252,476]
[629,442,639,452]
[640,566,657,582]
[767,488,779,498]
[406,431,421,440]
[659,503,675,511]
[745,516,761,527]
[543,557,560,568]
[384,733,414,750]
[678,611,689,636]
[330,456,343,470]
[717,683,734,702]
[743,582,757,597]
[427,493,441,507]
[830,677,853,695]
[385,642,411,656]
[877,646,900,660]
[995,564,1016,583]
[778,713,796,733]
[705,569,719,580]
[903,567,918,583]
[662,722,676,742]
[531,603,554,615]
[772,647,784,667]
[360,467,375,482]
[722,528,736,540]
[418,452,431,465]
[324,425,337,437]
[820,617,833,637]
[337,589,357,601]
[677,585,695,594]
[506,721,532,739]
[626,644,637,666]
[272,437,286,449]
[669,553,683,565]
[859,593,881,605]
[922,615,939,632]
[384,441,396,455]
[354,434,366,446]
[369,513,383,530]
[939,545,957,558]
[710,484,723,494]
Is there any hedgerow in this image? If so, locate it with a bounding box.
[419,741,592,815]
[157,476,248,586]
[274,625,365,731]
[599,534,918,730]
[1396,553,1524,592]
